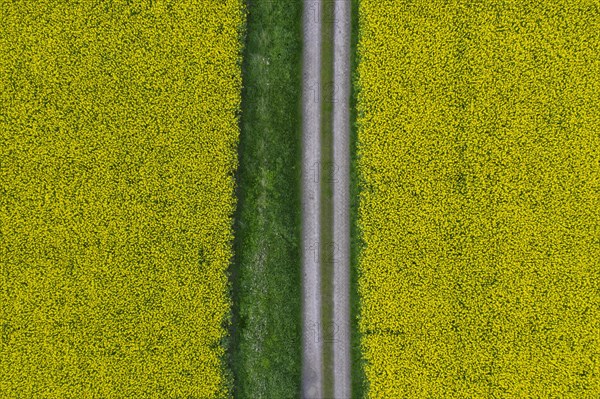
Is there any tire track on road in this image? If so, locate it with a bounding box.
[302,0,323,398]
[332,0,351,397]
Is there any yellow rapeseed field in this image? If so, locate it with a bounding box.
[357,1,599,397]
[1,1,244,397]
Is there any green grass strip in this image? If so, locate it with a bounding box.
[229,0,303,397]
[349,0,366,396]
[320,0,336,397]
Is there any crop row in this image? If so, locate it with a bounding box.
[0,1,244,397]
[356,1,599,397]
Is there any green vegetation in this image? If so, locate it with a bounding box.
[229,0,303,397]
[349,0,366,396]
[0,1,244,397]
[320,0,335,397]
[357,1,600,397]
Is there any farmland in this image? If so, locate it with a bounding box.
[2,0,599,397]
[357,1,600,398]
[1,1,244,397]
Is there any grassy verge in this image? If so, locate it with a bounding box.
[349,0,366,397]
[229,1,303,397]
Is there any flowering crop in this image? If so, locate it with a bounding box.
[0,1,244,397]
[356,1,599,397]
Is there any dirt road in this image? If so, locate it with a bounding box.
[332,1,351,397]
[302,1,323,398]
[302,0,351,398]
